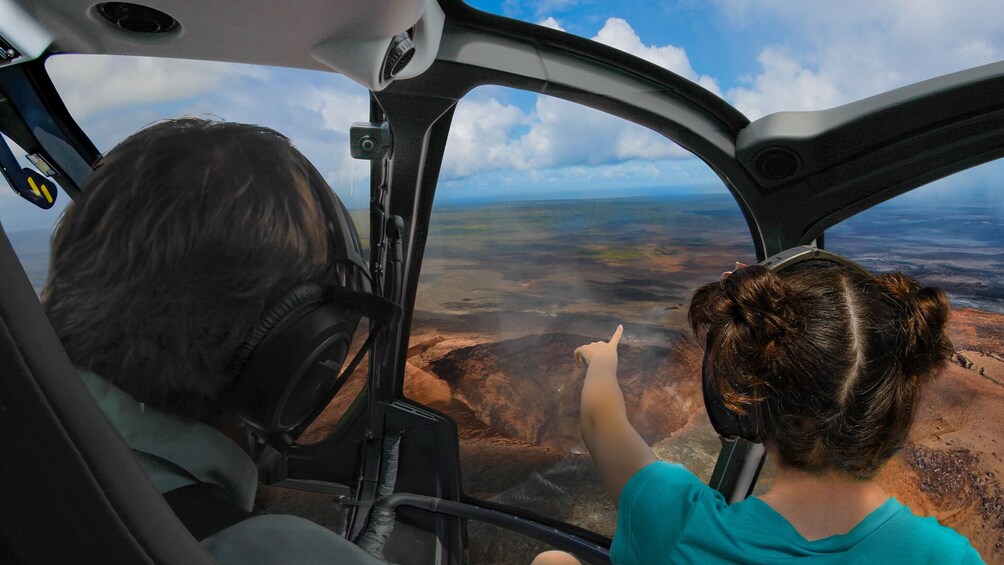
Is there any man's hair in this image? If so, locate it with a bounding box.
[688,263,953,479]
[43,118,336,421]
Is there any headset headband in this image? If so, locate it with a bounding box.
[758,245,871,278]
[311,177,371,291]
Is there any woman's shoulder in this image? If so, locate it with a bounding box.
[612,461,727,563]
[883,499,985,563]
[886,498,970,537]
[622,461,718,501]
[618,460,727,524]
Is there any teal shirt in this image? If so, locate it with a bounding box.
[611,461,985,564]
[80,372,382,565]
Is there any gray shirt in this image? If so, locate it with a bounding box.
[80,371,383,565]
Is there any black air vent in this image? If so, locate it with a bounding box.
[752,147,801,181]
[383,32,416,82]
[96,3,179,34]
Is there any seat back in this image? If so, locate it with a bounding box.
[0,223,216,564]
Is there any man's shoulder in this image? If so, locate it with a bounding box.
[203,513,383,564]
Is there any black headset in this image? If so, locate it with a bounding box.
[227,180,399,448]
[702,246,872,441]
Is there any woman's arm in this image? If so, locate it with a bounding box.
[576,325,657,505]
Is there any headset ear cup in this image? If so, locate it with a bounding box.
[701,345,758,441]
[233,283,326,375]
[702,347,737,438]
[230,282,361,436]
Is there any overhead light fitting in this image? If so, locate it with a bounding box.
[95,2,179,35]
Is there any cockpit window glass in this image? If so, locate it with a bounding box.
[828,162,1004,312]
[827,159,1004,556]
[4,54,374,438]
[464,2,1003,117]
[406,85,755,559]
[2,55,371,292]
[46,55,369,174]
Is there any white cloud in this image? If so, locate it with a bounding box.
[442,97,528,177]
[46,55,270,120]
[292,84,372,202]
[955,39,997,65]
[537,17,565,31]
[36,57,375,209]
[437,18,714,182]
[523,96,688,166]
[615,127,685,161]
[713,0,1004,118]
[591,18,721,97]
[727,48,842,119]
[299,86,370,135]
[441,92,688,180]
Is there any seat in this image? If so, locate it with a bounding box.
[0,222,217,564]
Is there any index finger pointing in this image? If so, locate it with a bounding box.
[610,324,624,346]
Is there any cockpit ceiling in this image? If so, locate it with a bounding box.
[9,0,443,89]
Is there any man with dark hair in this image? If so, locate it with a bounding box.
[42,118,382,563]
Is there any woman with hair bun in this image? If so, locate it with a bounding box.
[533,251,984,564]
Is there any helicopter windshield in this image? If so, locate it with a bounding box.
[0,2,1002,561]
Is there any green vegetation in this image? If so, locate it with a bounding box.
[576,246,649,262]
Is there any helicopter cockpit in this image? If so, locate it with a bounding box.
[1,0,1002,563]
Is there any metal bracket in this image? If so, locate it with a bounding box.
[349,122,391,161]
[0,0,54,66]
[709,436,766,503]
[0,35,20,65]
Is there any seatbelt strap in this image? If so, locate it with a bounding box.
[162,482,260,541]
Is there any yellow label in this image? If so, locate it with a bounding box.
[27,176,41,196]
[27,176,53,204]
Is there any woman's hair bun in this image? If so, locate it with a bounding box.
[874,272,953,379]
[689,265,799,374]
[725,266,797,339]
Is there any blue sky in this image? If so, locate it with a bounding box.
[2,0,1003,230]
